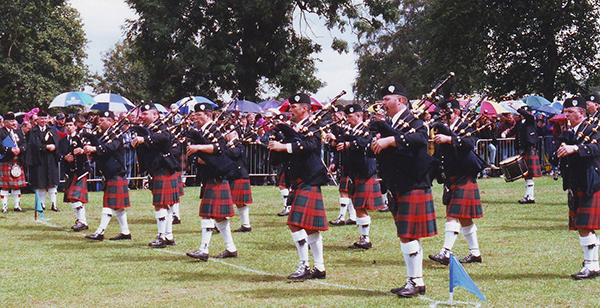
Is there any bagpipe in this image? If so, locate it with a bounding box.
[186,124,238,178]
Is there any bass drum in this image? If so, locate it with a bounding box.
[499,155,529,182]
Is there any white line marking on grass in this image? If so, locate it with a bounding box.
[34,218,68,230]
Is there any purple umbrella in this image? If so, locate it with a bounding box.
[227,100,264,113]
[259,100,280,110]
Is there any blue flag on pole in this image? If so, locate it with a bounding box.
[34,189,43,218]
[449,253,486,302]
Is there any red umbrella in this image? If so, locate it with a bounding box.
[548,113,566,125]
[279,97,322,112]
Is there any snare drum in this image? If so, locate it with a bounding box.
[499,155,529,182]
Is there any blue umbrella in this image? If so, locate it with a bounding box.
[258,100,280,110]
[227,100,264,113]
[551,102,563,112]
[532,105,560,115]
[522,95,551,107]
[176,96,218,113]
[91,103,135,113]
[49,92,96,108]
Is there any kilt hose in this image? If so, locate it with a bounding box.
[338,176,350,194]
[64,176,89,203]
[523,148,542,179]
[176,171,185,197]
[570,190,600,231]
[287,182,329,231]
[199,179,235,219]
[229,178,253,206]
[151,169,180,208]
[446,176,483,219]
[103,175,130,209]
[351,176,385,211]
[392,189,437,239]
[0,161,26,190]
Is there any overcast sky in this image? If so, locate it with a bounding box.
[68,0,358,102]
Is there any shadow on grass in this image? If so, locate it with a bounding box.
[164,270,283,283]
[235,287,386,299]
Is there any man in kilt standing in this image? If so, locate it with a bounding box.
[504,104,541,203]
[555,97,600,279]
[224,130,253,232]
[185,103,238,261]
[268,93,330,280]
[59,116,90,231]
[0,112,27,213]
[84,111,132,241]
[370,84,438,298]
[132,103,180,248]
[25,110,61,212]
[334,104,385,248]
[428,99,485,265]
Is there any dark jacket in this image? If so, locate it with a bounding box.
[132,121,178,174]
[338,125,377,179]
[223,139,250,180]
[25,125,60,187]
[508,109,538,152]
[556,124,600,196]
[0,127,26,165]
[58,134,90,178]
[90,135,126,180]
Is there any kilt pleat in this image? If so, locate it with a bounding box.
[570,190,600,230]
[392,189,437,239]
[287,183,329,231]
[0,161,26,189]
[446,176,483,219]
[230,178,253,205]
[103,175,130,209]
[338,176,350,194]
[199,179,235,218]
[65,176,88,203]
[176,171,185,197]
[351,176,385,211]
[523,149,542,178]
[151,169,180,206]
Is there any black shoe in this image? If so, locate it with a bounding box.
[186,249,209,261]
[13,207,25,212]
[148,236,167,248]
[277,206,291,216]
[287,264,311,281]
[518,197,535,204]
[172,216,181,225]
[212,227,220,234]
[109,233,132,241]
[233,225,252,232]
[428,252,450,265]
[309,267,326,279]
[329,217,346,226]
[41,203,46,210]
[459,254,482,264]
[345,219,356,225]
[378,206,390,212]
[349,238,372,250]
[390,279,426,298]
[571,267,599,280]
[72,221,89,232]
[214,250,238,258]
[51,203,59,212]
[164,238,176,246]
[85,232,104,241]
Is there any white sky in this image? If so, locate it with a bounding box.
[68,0,358,102]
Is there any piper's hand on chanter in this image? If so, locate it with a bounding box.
[433,134,452,144]
[11,147,20,155]
[46,144,56,152]
[336,142,348,151]
[557,143,578,158]
[267,140,286,152]
[64,153,74,162]
[372,136,394,155]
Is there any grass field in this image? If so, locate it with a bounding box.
[1,176,599,307]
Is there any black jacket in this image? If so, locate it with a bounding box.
[0,127,26,165]
[432,121,487,181]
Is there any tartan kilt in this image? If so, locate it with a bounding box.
[523,148,542,178]
[570,190,600,231]
[351,176,385,211]
[338,176,351,194]
[64,176,88,204]
[392,189,437,239]
[276,170,288,190]
[103,175,130,209]
[230,178,253,205]
[200,179,235,218]
[446,176,483,219]
[176,171,185,197]
[0,161,26,189]
[151,169,180,207]
[287,183,328,231]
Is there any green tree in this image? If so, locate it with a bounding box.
[0,0,88,112]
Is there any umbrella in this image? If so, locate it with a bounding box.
[477,101,509,115]
[532,105,561,115]
[548,113,566,125]
[499,100,525,114]
[91,93,135,113]
[227,100,264,113]
[279,97,322,112]
[522,95,551,107]
[49,92,96,108]
[258,100,280,110]
[176,96,217,114]
[91,103,135,113]
[551,102,563,112]
[155,104,169,113]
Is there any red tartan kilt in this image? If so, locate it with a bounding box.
[103,176,130,209]
[446,176,483,219]
[392,189,437,239]
[200,179,235,218]
[523,149,541,178]
[338,176,350,194]
[176,171,185,197]
[65,177,89,203]
[570,190,600,230]
[287,183,329,231]
[229,178,253,205]
[0,161,26,189]
[151,169,180,206]
[351,176,385,211]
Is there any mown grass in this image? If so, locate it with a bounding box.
[0,176,598,307]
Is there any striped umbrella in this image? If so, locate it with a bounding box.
[49,92,96,108]
[92,93,135,113]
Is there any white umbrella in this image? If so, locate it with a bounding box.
[49,92,96,108]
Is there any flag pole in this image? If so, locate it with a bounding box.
[449,291,454,306]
